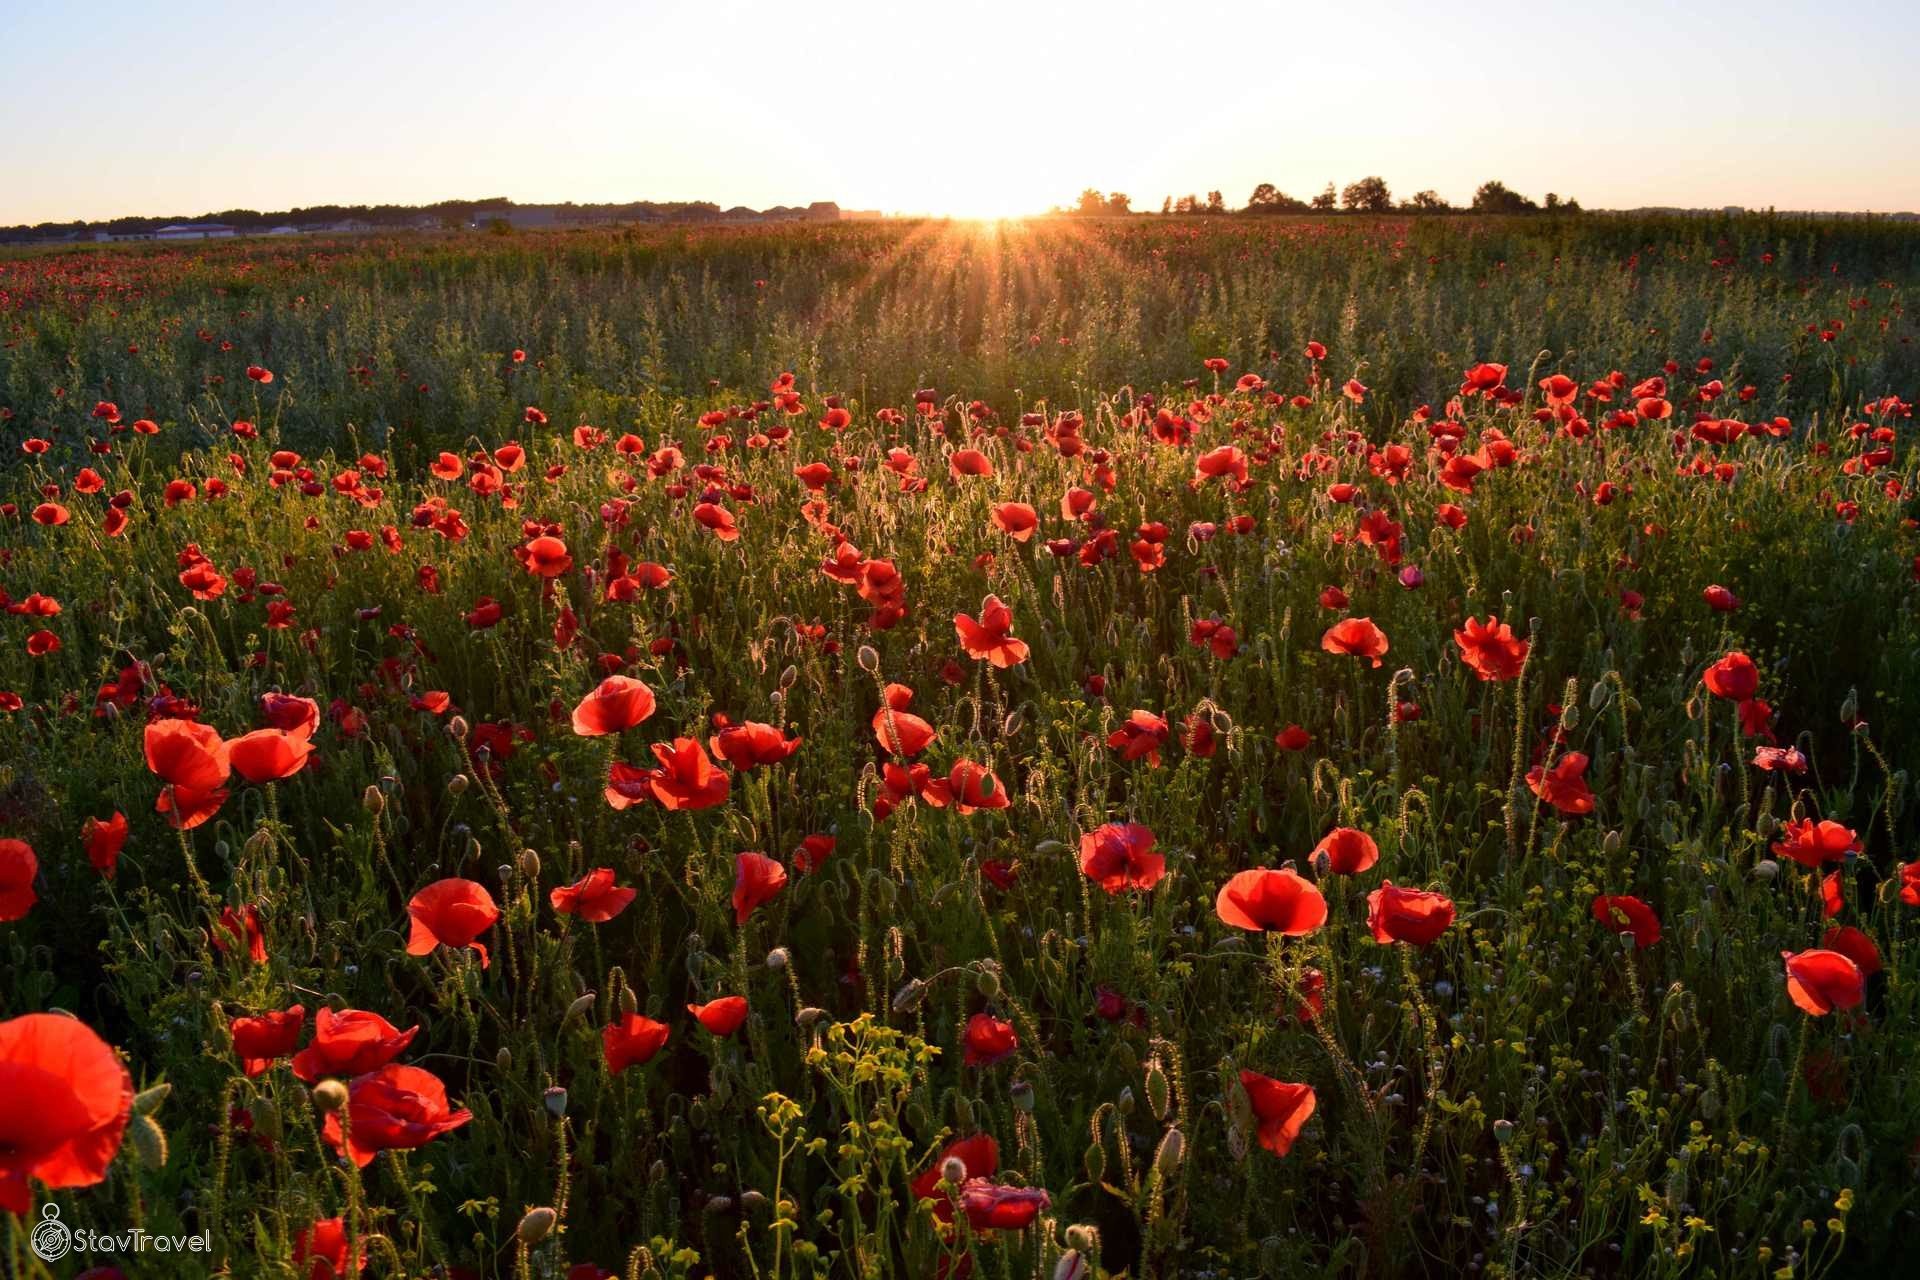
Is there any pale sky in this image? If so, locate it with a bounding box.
[3,0,1917,223]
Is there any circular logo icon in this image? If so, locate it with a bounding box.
[31,1203,72,1261]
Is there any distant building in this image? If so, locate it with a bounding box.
[840,209,885,221]
[154,222,237,240]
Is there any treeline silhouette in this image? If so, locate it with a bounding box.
[1061,178,1580,216]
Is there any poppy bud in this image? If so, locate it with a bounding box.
[940,1156,968,1185]
[448,715,469,742]
[133,1082,172,1116]
[766,947,790,971]
[1010,1079,1035,1112]
[1034,839,1066,856]
[891,979,928,1012]
[312,1079,349,1112]
[1117,1085,1135,1115]
[565,992,597,1024]
[619,985,638,1016]
[779,664,799,689]
[544,1086,568,1117]
[1145,1060,1171,1120]
[448,773,471,795]
[796,1006,827,1028]
[976,967,1001,997]
[253,1098,281,1142]
[705,1195,734,1215]
[1602,829,1622,855]
[1065,1224,1098,1253]
[496,1047,512,1070]
[1493,1118,1515,1144]
[519,848,540,880]
[1003,710,1024,737]
[1840,689,1858,723]
[130,1114,168,1170]
[517,1206,556,1244]
[1084,1140,1106,1182]
[1153,1126,1184,1176]
[362,785,385,814]
[856,645,880,674]
[740,1189,768,1213]
[1752,859,1780,881]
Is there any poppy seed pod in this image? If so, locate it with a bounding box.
[976,967,1001,997]
[766,947,790,971]
[544,1086,568,1118]
[856,645,880,674]
[891,978,928,1012]
[312,1079,349,1113]
[1010,1078,1035,1112]
[941,1156,968,1185]
[739,1189,768,1213]
[447,773,470,795]
[448,715,469,742]
[516,1206,556,1244]
[1493,1118,1515,1144]
[1117,1085,1135,1115]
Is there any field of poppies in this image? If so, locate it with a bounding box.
[2,213,1919,1279]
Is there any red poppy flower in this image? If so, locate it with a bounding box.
[1312,827,1379,875]
[1274,724,1311,752]
[522,535,573,577]
[732,851,788,923]
[602,1013,670,1073]
[792,833,836,873]
[687,996,749,1037]
[1771,819,1860,869]
[646,738,731,810]
[1079,823,1165,893]
[959,1182,1050,1231]
[24,630,59,657]
[962,1012,1018,1066]
[549,868,637,923]
[1215,868,1327,935]
[708,720,801,769]
[0,839,37,921]
[260,693,322,738]
[1367,881,1455,946]
[213,904,268,964]
[1239,1070,1316,1157]
[228,728,315,783]
[1591,894,1661,947]
[230,1005,305,1077]
[1454,616,1529,681]
[1820,925,1882,978]
[991,502,1039,541]
[144,718,230,791]
[1702,584,1739,612]
[1526,752,1596,815]
[293,1218,357,1279]
[1702,652,1758,701]
[321,1064,472,1167]
[872,684,937,756]
[1321,617,1389,667]
[81,813,128,878]
[955,594,1030,668]
[0,1014,133,1213]
[911,1133,998,1207]
[1107,710,1170,767]
[949,449,993,479]
[406,878,501,967]
[940,759,1006,809]
[1782,949,1864,1016]
[570,675,657,736]
[291,1008,420,1082]
[692,502,740,541]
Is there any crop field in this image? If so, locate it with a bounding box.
[2,214,1920,1279]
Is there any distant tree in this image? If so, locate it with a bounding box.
[1544,192,1560,212]
[1403,190,1452,213]
[1161,195,1173,214]
[1311,183,1337,211]
[1471,180,1539,214]
[1206,190,1226,214]
[1076,188,1107,216]
[1341,176,1393,213]
[1246,183,1308,215]
[1174,194,1200,214]
[1106,192,1132,215]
